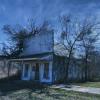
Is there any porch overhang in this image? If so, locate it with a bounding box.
[9,53,53,62]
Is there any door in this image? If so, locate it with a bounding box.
[23,63,30,80]
[30,64,35,80]
[40,62,52,83]
[35,63,40,80]
[43,63,49,79]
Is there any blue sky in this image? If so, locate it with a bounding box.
[0,0,100,43]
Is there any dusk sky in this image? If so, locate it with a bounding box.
[0,0,100,43]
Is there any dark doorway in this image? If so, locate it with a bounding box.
[35,63,39,80]
[24,64,30,78]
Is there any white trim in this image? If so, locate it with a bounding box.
[9,58,38,61]
[8,55,52,61]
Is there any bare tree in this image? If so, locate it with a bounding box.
[79,18,100,81]
[58,15,100,82]
[2,20,52,78]
[2,22,38,78]
[2,23,41,57]
[58,15,83,82]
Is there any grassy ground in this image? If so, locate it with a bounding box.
[74,82,100,88]
[0,80,100,100]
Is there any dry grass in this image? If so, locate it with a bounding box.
[0,80,100,100]
[74,82,100,88]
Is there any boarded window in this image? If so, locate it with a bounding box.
[43,63,49,79]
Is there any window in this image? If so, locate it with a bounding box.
[43,63,49,79]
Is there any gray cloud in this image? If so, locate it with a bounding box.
[0,0,100,42]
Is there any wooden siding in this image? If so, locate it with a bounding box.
[52,55,66,83]
[52,55,85,83]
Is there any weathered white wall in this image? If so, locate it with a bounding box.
[21,30,54,56]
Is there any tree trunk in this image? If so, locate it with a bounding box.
[64,50,72,83]
[7,61,11,80]
[85,54,88,81]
